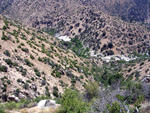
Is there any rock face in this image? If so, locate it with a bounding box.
[37,100,59,109]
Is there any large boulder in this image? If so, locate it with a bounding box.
[8,95,19,102]
[37,100,58,109]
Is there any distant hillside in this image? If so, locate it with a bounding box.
[0,0,149,57]
[0,0,14,13]
[89,0,149,23]
[1,0,149,23]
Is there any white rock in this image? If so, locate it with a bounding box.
[37,100,57,109]
[101,55,136,62]
[8,95,20,102]
[56,35,71,42]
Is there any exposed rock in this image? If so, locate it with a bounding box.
[37,100,59,109]
[8,95,19,102]
[142,75,150,83]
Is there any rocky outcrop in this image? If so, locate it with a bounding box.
[37,100,60,109]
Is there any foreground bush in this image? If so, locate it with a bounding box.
[57,89,89,113]
[107,102,126,113]
[0,65,8,72]
[0,108,6,113]
[85,82,99,100]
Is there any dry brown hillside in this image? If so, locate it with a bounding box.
[0,15,101,102]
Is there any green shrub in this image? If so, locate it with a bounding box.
[116,94,125,102]
[57,89,89,113]
[23,83,29,90]
[1,32,9,40]
[38,57,42,62]
[3,50,11,57]
[125,81,144,105]
[24,59,34,67]
[4,102,17,110]
[16,66,27,76]
[61,37,90,58]
[107,102,125,113]
[0,65,8,72]
[2,25,8,30]
[45,86,51,97]
[85,82,99,100]
[34,68,41,77]
[0,109,6,113]
[4,59,14,67]
[53,86,59,97]
[51,69,61,78]
[100,70,124,86]
[42,28,56,36]
[30,54,35,60]
[21,48,29,53]
[3,18,9,27]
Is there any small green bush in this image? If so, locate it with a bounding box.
[21,48,29,53]
[30,54,35,59]
[57,89,89,113]
[23,83,29,90]
[0,109,6,113]
[51,69,61,78]
[0,65,8,72]
[2,25,8,30]
[107,102,125,113]
[42,28,56,36]
[53,86,59,97]
[3,50,11,57]
[24,59,34,67]
[125,81,144,105]
[34,68,41,77]
[1,32,9,40]
[100,71,124,86]
[4,59,13,67]
[85,82,99,100]
[116,94,125,102]
[4,59,18,67]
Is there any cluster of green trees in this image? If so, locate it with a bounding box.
[61,37,90,58]
[57,89,89,113]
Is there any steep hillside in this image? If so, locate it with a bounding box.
[0,0,150,57]
[1,0,149,23]
[1,1,150,113]
[0,15,150,113]
[0,15,101,102]
[89,0,149,23]
[0,0,14,13]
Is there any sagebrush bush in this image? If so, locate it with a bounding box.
[57,89,89,113]
[34,68,41,77]
[0,65,8,72]
[1,32,9,40]
[3,50,11,57]
[24,59,34,67]
[107,102,125,113]
[53,86,59,97]
[85,82,99,100]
